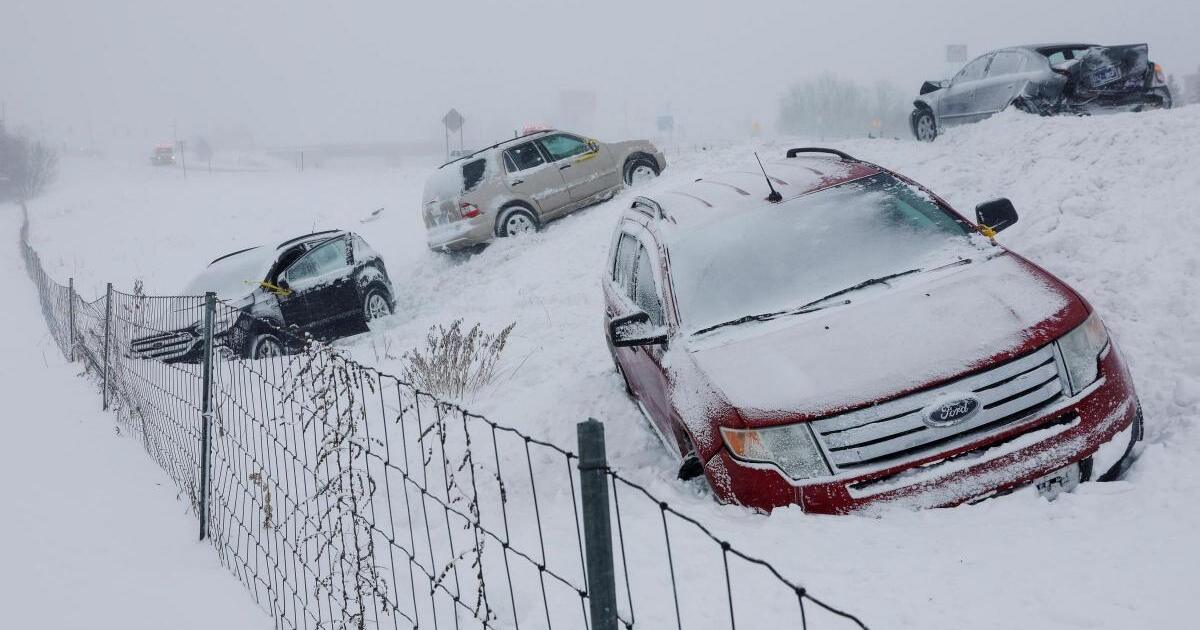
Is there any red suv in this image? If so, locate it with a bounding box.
[603,148,1142,514]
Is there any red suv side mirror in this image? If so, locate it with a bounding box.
[609,311,668,348]
[975,198,1019,234]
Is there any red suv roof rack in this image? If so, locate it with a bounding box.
[785,147,859,161]
[631,196,671,222]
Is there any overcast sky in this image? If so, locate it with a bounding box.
[3,0,1198,150]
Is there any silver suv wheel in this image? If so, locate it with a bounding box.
[625,158,660,186]
[630,164,657,185]
[502,211,536,236]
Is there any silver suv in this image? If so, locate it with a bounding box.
[423,130,665,251]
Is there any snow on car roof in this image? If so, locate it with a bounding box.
[644,154,882,236]
[185,246,280,299]
[191,231,345,299]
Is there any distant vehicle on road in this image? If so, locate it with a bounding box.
[603,147,1142,514]
[150,145,176,166]
[912,43,1173,141]
[423,130,665,252]
[131,230,395,362]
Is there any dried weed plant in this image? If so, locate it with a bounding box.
[399,319,515,400]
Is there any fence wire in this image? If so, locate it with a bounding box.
[607,470,868,630]
[17,204,869,630]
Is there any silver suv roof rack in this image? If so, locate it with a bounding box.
[438,129,554,169]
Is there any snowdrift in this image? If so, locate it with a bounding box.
[21,105,1200,628]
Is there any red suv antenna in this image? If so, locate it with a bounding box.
[755,153,783,203]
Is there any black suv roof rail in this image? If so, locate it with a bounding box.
[210,246,260,266]
[277,229,342,250]
[785,147,859,161]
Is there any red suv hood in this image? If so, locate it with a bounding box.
[686,253,1086,427]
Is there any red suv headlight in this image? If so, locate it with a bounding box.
[720,424,831,480]
[1057,312,1110,396]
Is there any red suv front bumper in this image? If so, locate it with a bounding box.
[703,346,1141,514]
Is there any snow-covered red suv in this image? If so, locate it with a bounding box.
[602,148,1142,514]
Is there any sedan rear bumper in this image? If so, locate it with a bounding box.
[1059,87,1171,113]
[705,344,1141,514]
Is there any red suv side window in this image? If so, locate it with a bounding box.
[632,245,664,325]
[613,233,638,299]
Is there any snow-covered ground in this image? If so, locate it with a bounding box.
[0,210,264,629]
[19,106,1200,628]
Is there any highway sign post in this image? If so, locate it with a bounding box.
[443,108,465,160]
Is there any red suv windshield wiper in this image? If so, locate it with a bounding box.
[692,268,923,337]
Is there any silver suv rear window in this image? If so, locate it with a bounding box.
[462,159,486,192]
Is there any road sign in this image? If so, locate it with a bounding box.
[946,45,968,64]
[442,108,465,132]
[656,115,674,132]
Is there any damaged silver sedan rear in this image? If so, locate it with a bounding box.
[911,43,1173,141]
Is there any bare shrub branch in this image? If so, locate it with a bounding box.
[399,319,515,400]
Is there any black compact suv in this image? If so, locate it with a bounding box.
[131,230,395,362]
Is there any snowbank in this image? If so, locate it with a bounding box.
[20,105,1200,628]
[0,209,263,629]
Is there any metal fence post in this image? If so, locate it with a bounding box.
[198,292,216,541]
[68,277,76,362]
[102,282,113,410]
[577,418,618,630]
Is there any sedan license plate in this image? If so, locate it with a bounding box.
[1089,65,1121,86]
[1035,462,1082,500]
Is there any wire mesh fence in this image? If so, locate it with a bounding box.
[607,469,867,630]
[17,204,869,630]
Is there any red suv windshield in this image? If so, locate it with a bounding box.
[670,173,979,335]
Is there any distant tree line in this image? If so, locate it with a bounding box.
[778,74,912,139]
[0,120,59,203]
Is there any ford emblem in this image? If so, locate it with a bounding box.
[923,395,981,428]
